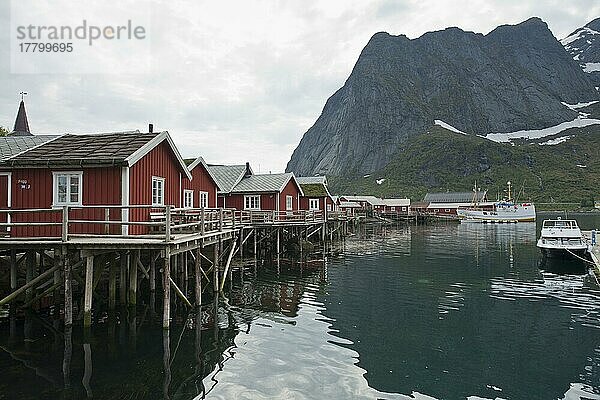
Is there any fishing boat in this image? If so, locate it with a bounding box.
[536,218,588,257]
[457,181,536,223]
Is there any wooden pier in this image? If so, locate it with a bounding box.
[0,205,359,329]
[583,230,600,277]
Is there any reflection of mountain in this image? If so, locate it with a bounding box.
[319,225,600,400]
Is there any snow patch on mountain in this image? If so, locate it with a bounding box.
[434,120,466,135]
[583,62,600,73]
[562,100,599,110]
[539,136,572,145]
[485,117,600,143]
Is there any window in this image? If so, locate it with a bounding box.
[184,190,194,208]
[309,198,320,210]
[402,207,407,212]
[200,191,209,208]
[326,204,332,212]
[152,176,165,206]
[53,172,83,206]
[244,195,260,210]
[286,195,293,211]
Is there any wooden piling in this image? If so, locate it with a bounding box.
[119,251,127,305]
[108,257,117,310]
[213,243,219,293]
[25,251,34,305]
[63,249,72,326]
[195,247,202,307]
[10,250,16,291]
[163,247,171,329]
[129,250,139,306]
[150,253,156,292]
[83,255,94,327]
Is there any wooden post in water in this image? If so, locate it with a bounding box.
[108,256,117,310]
[25,251,34,305]
[276,228,280,263]
[150,253,156,292]
[213,243,219,293]
[239,227,244,261]
[129,250,139,306]
[163,247,171,329]
[119,251,127,305]
[63,248,72,326]
[83,255,94,327]
[195,247,202,307]
[10,250,16,291]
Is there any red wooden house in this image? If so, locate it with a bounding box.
[182,156,219,209]
[207,163,303,212]
[0,129,191,237]
[297,176,334,216]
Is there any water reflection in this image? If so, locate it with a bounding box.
[0,219,599,400]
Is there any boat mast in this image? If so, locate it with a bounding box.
[507,181,512,202]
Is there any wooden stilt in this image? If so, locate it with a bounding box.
[10,250,16,291]
[25,251,34,305]
[213,243,219,293]
[195,247,202,307]
[53,251,61,304]
[129,250,139,306]
[239,227,244,261]
[276,228,280,262]
[150,253,156,292]
[83,255,94,327]
[108,256,117,310]
[163,247,171,329]
[119,251,127,305]
[63,325,72,389]
[63,248,72,326]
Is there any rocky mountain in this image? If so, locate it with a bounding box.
[562,17,600,87]
[286,17,599,178]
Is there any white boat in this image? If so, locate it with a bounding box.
[457,181,536,223]
[536,218,588,257]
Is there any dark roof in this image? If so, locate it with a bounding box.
[10,100,31,136]
[232,173,298,193]
[0,135,60,161]
[3,131,156,167]
[424,191,487,203]
[300,183,328,197]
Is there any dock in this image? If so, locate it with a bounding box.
[583,230,600,277]
[0,205,360,329]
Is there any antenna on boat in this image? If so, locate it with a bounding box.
[507,181,512,202]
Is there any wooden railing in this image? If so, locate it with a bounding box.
[0,206,327,243]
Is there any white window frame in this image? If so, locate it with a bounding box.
[309,198,320,211]
[183,189,194,208]
[199,191,209,209]
[244,195,260,210]
[152,176,165,206]
[52,171,83,207]
[326,203,332,212]
[286,195,293,211]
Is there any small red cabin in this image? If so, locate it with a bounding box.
[297,176,333,216]
[0,130,191,237]
[182,156,219,209]
[207,163,303,212]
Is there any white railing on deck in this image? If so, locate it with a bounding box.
[0,206,327,243]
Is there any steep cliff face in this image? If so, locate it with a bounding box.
[562,17,600,87]
[286,17,598,177]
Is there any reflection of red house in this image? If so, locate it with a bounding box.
[182,156,219,208]
[0,129,191,237]
[297,176,333,216]
[208,163,303,212]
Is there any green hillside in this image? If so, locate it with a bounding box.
[330,124,600,204]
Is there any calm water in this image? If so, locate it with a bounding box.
[1,213,600,399]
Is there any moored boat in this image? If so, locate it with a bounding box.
[536,218,588,258]
[457,181,536,223]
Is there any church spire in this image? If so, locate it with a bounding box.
[11,92,32,136]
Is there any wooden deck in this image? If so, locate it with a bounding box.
[0,205,333,248]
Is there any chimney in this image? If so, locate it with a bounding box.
[244,162,252,177]
[149,123,154,133]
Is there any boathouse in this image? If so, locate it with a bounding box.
[182,156,219,208]
[207,163,252,208]
[379,198,411,215]
[423,191,490,216]
[297,176,334,215]
[0,129,191,237]
[339,195,382,211]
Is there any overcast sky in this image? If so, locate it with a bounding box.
[1,0,599,173]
